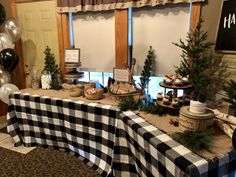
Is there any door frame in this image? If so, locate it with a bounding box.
[11,0,70,89]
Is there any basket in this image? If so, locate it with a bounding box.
[84,88,104,100]
[84,82,96,90]
[62,83,83,90]
[69,88,82,97]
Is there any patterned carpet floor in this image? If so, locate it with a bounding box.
[0,146,102,177]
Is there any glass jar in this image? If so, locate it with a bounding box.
[31,78,40,89]
[41,71,51,89]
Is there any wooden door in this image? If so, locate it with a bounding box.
[16,0,59,87]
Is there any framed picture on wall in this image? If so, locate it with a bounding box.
[64,48,80,64]
[215,0,236,52]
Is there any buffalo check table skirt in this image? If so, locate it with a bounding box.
[7,92,236,177]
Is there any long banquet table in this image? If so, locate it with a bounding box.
[7,90,236,177]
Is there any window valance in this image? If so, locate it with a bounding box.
[57,0,205,13]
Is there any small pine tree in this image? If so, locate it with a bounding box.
[44,46,58,73]
[139,46,155,90]
[173,19,214,102]
[43,46,62,90]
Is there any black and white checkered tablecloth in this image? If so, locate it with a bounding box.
[114,111,236,177]
[7,92,236,177]
[7,92,119,177]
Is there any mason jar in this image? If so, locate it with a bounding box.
[41,70,51,89]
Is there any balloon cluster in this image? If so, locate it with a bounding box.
[0,3,20,104]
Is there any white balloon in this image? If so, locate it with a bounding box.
[4,17,21,42]
[0,83,19,104]
[0,33,15,51]
[0,65,11,87]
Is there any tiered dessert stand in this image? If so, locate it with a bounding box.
[156,81,192,110]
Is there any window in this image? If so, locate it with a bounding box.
[73,11,115,72]
[132,4,191,76]
[71,11,115,88]
[128,4,190,99]
[70,4,189,99]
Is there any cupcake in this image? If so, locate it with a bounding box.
[165,78,173,85]
[163,97,171,105]
[157,92,163,101]
[163,76,169,83]
[172,98,179,108]
[182,77,189,84]
[166,91,173,101]
[174,78,182,86]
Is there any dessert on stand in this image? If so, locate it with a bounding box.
[156,74,192,110]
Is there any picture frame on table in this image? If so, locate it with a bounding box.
[113,68,130,83]
[64,48,81,64]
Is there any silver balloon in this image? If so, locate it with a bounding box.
[4,17,21,42]
[0,33,15,51]
[0,83,19,104]
[0,65,11,87]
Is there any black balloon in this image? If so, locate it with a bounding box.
[0,3,6,26]
[0,48,19,72]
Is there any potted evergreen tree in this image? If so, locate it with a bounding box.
[222,79,236,116]
[42,46,62,90]
[173,19,215,113]
[139,46,155,94]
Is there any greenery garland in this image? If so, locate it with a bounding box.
[171,130,213,152]
[139,101,167,116]
[118,95,141,111]
[118,95,167,116]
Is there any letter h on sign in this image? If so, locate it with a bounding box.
[224,13,236,29]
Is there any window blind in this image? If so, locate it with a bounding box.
[73,11,115,72]
[132,4,190,76]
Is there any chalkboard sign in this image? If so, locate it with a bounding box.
[215,0,236,51]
